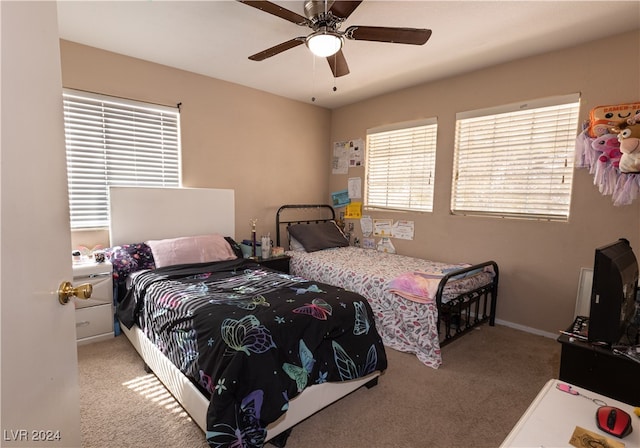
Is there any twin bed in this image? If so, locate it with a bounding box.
[108,187,386,448]
[108,187,499,448]
[276,204,499,369]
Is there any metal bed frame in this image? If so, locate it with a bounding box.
[276,204,499,345]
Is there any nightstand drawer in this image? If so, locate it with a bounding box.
[73,274,112,309]
[75,304,113,340]
[73,261,113,309]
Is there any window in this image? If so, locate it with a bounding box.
[452,94,580,221]
[365,119,438,212]
[63,90,181,229]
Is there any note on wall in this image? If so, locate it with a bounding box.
[333,139,364,173]
[373,219,393,237]
[332,141,349,174]
[331,189,350,207]
[349,139,364,168]
[348,177,362,198]
[391,220,414,240]
[360,215,373,237]
[362,237,376,249]
[377,237,396,254]
[344,202,362,219]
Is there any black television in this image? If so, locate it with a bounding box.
[588,238,639,345]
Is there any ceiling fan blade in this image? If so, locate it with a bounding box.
[345,26,432,45]
[327,49,350,77]
[237,1,309,26]
[248,38,306,61]
[329,1,363,19]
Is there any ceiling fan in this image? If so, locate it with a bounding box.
[237,0,432,77]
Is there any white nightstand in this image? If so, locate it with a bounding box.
[72,260,114,345]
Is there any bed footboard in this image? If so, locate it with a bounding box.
[435,260,499,345]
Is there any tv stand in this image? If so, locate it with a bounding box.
[557,326,640,405]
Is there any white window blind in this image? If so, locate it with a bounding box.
[366,119,437,212]
[452,94,580,221]
[63,90,181,229]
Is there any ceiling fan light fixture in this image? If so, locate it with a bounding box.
[306,29,343,57]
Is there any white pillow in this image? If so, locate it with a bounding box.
[146,234,237,268]
[289,236,307,252]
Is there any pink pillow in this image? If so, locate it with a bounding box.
[146,234,237,268]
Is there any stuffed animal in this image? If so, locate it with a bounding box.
[611,112,640,173]
[591,133,622,167]
[589,103,640,137]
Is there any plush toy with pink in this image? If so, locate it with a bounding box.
[575,104,640,206]
[591,133,622,167]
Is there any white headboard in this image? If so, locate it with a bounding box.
[109,187,235,246]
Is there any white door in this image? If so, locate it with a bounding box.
[1,2,81,446]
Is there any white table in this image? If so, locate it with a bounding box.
[501,379,639,447]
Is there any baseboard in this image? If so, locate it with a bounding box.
[494,318,558,340]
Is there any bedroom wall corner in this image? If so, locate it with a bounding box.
[60,40,332,249]
[328,29,640,337]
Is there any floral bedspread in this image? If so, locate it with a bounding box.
[287,247,494,369]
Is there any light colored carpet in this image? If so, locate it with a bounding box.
[78,324,560,447]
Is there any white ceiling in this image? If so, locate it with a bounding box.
[57,1,640,109]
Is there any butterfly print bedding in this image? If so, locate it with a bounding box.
[118,258,387,448]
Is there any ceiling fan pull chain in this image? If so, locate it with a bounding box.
[332,54,337,92]
[311,54,317,102]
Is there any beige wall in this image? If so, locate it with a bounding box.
[61,40,332,248]
[330,30,640,335]
[63,30,640,336]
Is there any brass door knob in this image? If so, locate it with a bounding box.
[58,281,93,305]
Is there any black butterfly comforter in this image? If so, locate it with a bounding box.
[118,258,387,448]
